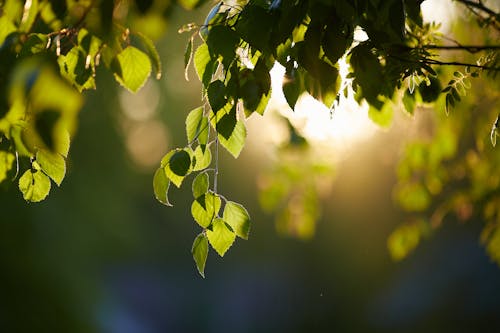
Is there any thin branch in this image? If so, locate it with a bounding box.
[422,45,500,53]
[422,58,500,71]
[454,0,498,17]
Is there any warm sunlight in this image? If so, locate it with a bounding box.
[267,61,377,147]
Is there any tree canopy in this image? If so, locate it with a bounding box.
[0,0,499,276]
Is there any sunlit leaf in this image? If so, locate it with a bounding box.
[18,169,51,202]
[207,218,236,257]
[153,167,173,206]
[193,145,212,171]
[368,102,393,128]
[185,107,208,144]
[192,233,209,278]
[161,148,193,187]
[191,192,221,228]
[36,149,65,186]
[194,43,214,87]
[223,201,251,239]
[113,46,152,93]
[192,172,209,199]
[136,32,162,80]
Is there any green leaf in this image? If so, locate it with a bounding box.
[161,149,193,187]
[395,182,431,212]
[191,192,221,228]
[207,80,227,113]
[57,47,95,92]
[184,37,193,80]
[185,107,209,144]
[136,32,162,80]
[0,151,15,183]
[206,25,239,67]
[219,120,246,158]
[194,43,215,87]
[178,0,208,10]
[36,149,65,186]
[207,218,236,257]
[223,201,251,240]
[18,169,51,202]
[402,89,415,115]
[283,67,303,110]
[192,233,209,278]
[0,16,17,46]
[192,172,210,199]
[153,167,173,206]
[368,102,393,128]
[235,5,273,52]
[387,220,429,261]
[193,145,212,171]
[113,46,152,93]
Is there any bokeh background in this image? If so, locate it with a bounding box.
[1,2,500,332]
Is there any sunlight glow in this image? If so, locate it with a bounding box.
[268,62,377,147]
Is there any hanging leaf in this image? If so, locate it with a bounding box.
[194,43,215,87]
[402,89,415,116]
[185,107,209,144]
[207,218,236,257]
[18,169,51,202]
[207,80,227,113]
[192,145,212,171]
[192,233,209,278]
[136,32,162,80]
[223,201,251,240]
[192,172,209,199]
[153,167,173,206]
[191,192,221,228]
[36,149,66,186]
[161,149,193,187]
[113,46,152,93]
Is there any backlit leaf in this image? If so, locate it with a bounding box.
[191,192,221,228]
[194,43,215,87]
[153,167,173,206]
[36,149,65,186]
[223,201,251,239]
[186,107,209,144]
[18,169,51,202]
[161,148,193,187]
[113,46,152,93]
[207,218,236,257]
[192,172,209,199]
[192,233,209,278]
[193,145,212,171]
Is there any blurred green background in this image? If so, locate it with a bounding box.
[1,5,500,333]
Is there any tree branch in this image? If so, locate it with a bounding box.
[422,58,500,71]
[454,0,499,17]
[422,45,500,53]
